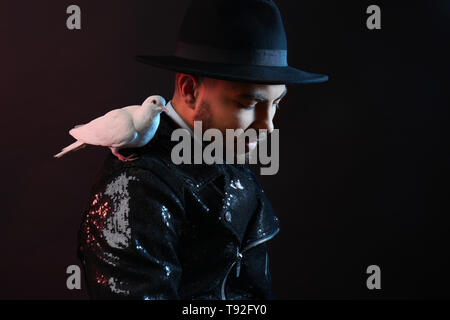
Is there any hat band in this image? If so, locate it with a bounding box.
[174,41,288,67]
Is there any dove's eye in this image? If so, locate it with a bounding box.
[152,99,157,104]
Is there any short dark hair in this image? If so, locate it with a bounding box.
[193,74,204,85]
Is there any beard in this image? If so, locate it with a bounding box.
[193,99,213,132]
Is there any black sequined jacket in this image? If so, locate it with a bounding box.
[77,112,280,300]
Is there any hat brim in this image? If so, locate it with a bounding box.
[136,55,328,85]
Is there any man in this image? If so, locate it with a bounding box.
[77,0,327,299]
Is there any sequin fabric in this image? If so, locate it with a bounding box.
[78,112,280,300]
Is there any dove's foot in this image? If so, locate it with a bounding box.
[117,153,139,162]
[111,149,140,162]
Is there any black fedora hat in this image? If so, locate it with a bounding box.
[136,0,328,85]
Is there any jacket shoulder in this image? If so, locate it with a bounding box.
[92,145,183,193]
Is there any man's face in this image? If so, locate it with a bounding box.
[192,78,287,155]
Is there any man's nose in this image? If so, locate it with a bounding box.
[254,106,275,135]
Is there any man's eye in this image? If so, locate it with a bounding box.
[238,102,255,110]
[238,101,282,110]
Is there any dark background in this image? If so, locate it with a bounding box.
[1,0,449,299]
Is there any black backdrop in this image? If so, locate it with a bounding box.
[1,0,449,299]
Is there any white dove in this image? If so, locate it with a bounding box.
[54,95,168,162]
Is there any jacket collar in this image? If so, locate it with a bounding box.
[164,100,194,136]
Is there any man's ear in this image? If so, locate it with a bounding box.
[177,73,201,110]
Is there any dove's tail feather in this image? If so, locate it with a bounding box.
[53,140,87,158]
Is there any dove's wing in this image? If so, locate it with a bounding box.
[69,109,137,147]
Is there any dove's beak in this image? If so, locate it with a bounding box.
[161,104,169,114]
